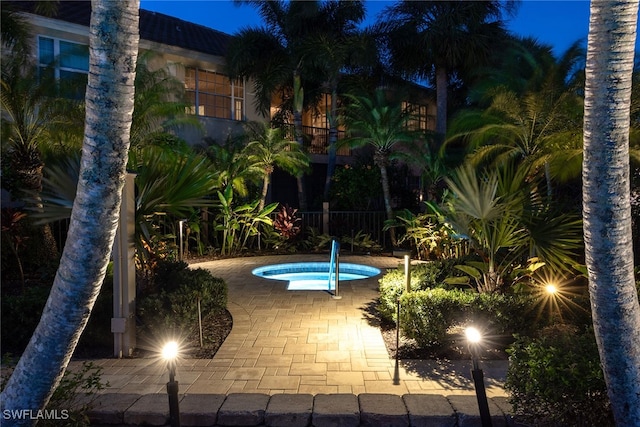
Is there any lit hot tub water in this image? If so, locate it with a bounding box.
[251,262,381,291]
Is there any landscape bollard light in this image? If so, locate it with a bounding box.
[178,219,186,261]
[545,283,558,295]
[162,341,181,427]
[465,327,493,427]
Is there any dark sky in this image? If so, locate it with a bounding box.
[140,0,594,57]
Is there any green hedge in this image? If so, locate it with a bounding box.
[1,270,114,357]
[378,261,537,349]
[397,289,535,348]
[506,325,613,426]
[378,262,446,322]
[138,262,228,334]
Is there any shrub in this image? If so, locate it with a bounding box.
[138,265,228,335]
[1,285,50,353]
[1,267,116,357]
[378,262,445,322]
[472,292,538,339]
[378,259,539,351]
[506,325,613,426]
[399,288,473,347]
[1,359,108,427]
[76,272,115,356]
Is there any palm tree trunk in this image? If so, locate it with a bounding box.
[323,85,339,201]
[260,175,270,211]
[376,152,396,246]
[582,1,640,425]
[435,66,448,149]
[293,70,307,211]
[0,0,140,420]
[13,155,60,261]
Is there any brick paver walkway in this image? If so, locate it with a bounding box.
[75,254,508,398]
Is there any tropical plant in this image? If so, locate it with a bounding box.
[198,136,261,198]
[33,146,219,266]
[442,163,582,293]
[244,122,309,211]
[582,2,640,424]
[295,0,374,200]
[1,34,84,198]
[341,230,382,254]
[213,186,278,255]
[447,40,585,197]
[226,0,331,209]
[393,138,450,204]
[339,89,417,245]
[273,204,302,240]
[1,40,83,261]
[0,1,140,416]
[129,52,201,151]
[378,0,516,144]
[1,208,29,288]
[389,207,465,261]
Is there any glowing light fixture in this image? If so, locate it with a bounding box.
[465,326,482,344]
[162,341,181,427]
[465,326,492,427]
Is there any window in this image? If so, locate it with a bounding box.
[185,68,244,120]
[38,36,89,99]
[403,101,433,132]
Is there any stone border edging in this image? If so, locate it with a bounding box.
[88,392,523,426]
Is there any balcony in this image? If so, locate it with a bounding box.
[284,125,351,156]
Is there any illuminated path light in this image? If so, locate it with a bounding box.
[465,326,492,427]
[162,341,181,427]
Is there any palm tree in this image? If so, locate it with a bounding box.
[340,89,416,245]
[296,0,375,200]
[129,52,202,151]
[447,39,585,198]
[0,0,140,417]
[443,163,582,293]
[199,136,260,198]
[244,122,309,210]
[378,0,516,146]
[1,40,84,262]
[582,1,640,424]
[393,137,449,204]
[226,0,327,210]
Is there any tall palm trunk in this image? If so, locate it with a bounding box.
[293,70,307,211]
[260,173,271,211]
[435,66,448,148]
[582,1,640,425]
[323,84,338,200]
[0,1,140,421]
[375,151,396,246]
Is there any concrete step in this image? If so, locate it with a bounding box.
[88,392,524,426]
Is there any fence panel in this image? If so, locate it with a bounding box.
[299,210,388,248]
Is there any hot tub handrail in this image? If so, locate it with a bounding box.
[329,239,341,298]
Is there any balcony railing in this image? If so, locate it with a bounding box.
[283,125,350,156]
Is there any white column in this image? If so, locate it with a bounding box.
[112,172,136,358]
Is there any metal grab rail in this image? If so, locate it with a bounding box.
[328,239,341,299]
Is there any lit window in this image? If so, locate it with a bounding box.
[185,68,244,120]
[403,101,433,132]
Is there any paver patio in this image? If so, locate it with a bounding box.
[73,254,508,398]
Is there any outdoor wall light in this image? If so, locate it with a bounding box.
[464,326,492,427]
[162,341,181,427]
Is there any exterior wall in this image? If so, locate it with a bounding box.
[20,11,267,147]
